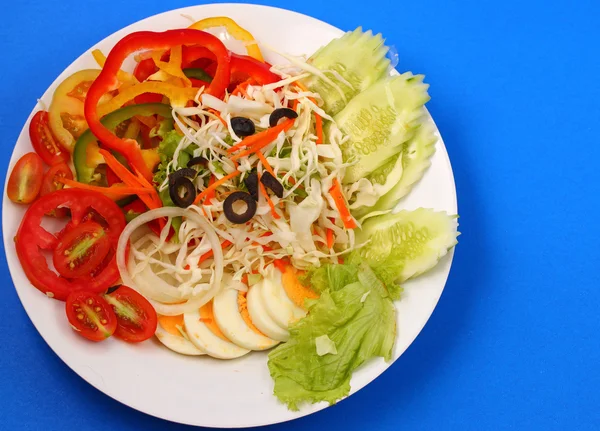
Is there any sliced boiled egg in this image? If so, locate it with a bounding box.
[280,264,319,310]
[155,314,205,356]
[246,281,290,342]
[213,288,279,351]
[260,265,307,330]
[183,302,250,360]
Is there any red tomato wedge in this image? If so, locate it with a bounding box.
[103,286,158,342]
[66,291,117,341]
[29,111,70,166]
[15,189,126,300]
[7,152,44,204]
[53,221,112,279]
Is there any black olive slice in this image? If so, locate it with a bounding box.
[187,156,208,168]
[169,177,196,208]
[223,191,257,224]
[231,117,256,137]
[244,172,259,201]
[260,172,284,198]
[269,108,298,127]
[168,168,197,185]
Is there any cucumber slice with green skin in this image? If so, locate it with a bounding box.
[303,28,390,116]
[352,208,459,284]
[359,121,437,219]
[348,151,404,210]
[334,73,430,184]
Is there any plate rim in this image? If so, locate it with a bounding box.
[2,3,458,428]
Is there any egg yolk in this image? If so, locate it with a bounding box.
[199,301,230,341]
[157,314,185,337]
[238,291,267,336]
[281,265,319,309]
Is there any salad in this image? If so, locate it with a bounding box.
[7,16,459,410]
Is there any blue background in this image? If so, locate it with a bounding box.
[1,0,599,430]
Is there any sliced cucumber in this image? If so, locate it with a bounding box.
[348,151,404,210]
[352,208,458,284]
[303,28,390,115]
[367,121,437,217]
[335,73,430,183]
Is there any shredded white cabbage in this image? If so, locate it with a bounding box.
[121,57,367,306]
[315,334,338,356]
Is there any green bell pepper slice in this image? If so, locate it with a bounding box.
[73,103,173,184]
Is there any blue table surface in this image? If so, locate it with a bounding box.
[1,1,599,430]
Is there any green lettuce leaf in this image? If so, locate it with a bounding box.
[152,130,198,185]
[268,263,396,410]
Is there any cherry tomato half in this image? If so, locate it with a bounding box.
[29,111,70,166]
[66,291,117,342]
[53,221,112,279]
[7,152,44,204]
[103,286,158,342]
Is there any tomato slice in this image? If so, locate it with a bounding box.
[40,163,74,217]
[29,111,70,166]
[66,291,117,341]
[7,152,44,204]
[48,70,113,151]
[53,221,112,279]
[15,189,126,300]
[103,286,158,342]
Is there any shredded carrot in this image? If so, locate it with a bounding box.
[59,178,152,199]
[330,178,357,229]
[199,240,232,264]
[326,228,335,249]
[241,274,249,285]
[256,151,275,177]
[315,113,324,144]
[231,119,294,161]
[193,170,241,205]
[100,149,161,212]
[259,177,280,219]
[273,258,289,273]
[133,167,162,209]
[294,81,309,92]
[231,78,254,97]
[227,119,294,155]
[208,109,227,127]
[292,99,299,112]
[204,175,217,205]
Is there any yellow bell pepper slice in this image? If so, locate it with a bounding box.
[188,16,264,62]
[91,49,139,84]
[151,45,191,86]
[97,82,198,118]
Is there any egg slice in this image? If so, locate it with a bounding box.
[184,302,250,359]
[213,288,279,351]
[279,264,319,310]
[261,266,307,330]
[155,314,205,356]
[247,281,290,342]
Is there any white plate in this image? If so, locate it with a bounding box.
[2,3,457,428]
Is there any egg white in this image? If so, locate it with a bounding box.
[213,288,279,351]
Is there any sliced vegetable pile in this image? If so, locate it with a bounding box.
[7,17,459,410]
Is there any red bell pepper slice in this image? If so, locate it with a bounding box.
[84,29,231,180]
[230,53,279,87]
